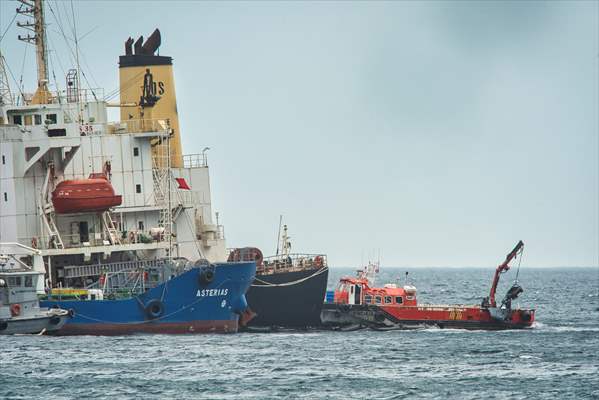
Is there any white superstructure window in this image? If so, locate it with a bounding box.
[3,193,7,202]
[1,155,5,165]
[136,184,142,193]
[133,147,139,157]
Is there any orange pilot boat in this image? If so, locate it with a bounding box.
[321,241,535,330]
[52,173,122,214]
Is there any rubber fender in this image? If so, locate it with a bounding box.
[198,266,215,286]
[145,299,165,320]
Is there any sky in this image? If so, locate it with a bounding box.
[1,1,597,268]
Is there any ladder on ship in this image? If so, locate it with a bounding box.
[101,211,122,245]
[42,209,64,249]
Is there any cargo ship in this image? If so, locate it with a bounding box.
[0,0,255,334]
[321,241,535,330]
[228,221,329,328]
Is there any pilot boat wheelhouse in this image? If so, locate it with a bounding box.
[322,241,535,330]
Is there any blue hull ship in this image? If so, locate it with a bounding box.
[41,262,256,335]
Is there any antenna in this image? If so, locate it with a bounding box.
[0,51,13,106]
[17,0,50,104]
[276,215,282,256]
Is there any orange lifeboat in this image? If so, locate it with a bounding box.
[52,174,122,214]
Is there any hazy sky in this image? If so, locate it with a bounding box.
[1,1,597,268]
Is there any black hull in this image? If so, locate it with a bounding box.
[246,267,328,328]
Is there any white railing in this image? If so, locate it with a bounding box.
[106,118,170,135]
[183,153,208,168]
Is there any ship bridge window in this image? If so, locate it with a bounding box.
[384,296,392,304]
[8,276,22,287]
[136,184,142,193]
[24,276,33,287]
[46,114,57,124]
[364,295,372,304]
[34,114,42,125]
[395,296,403,304]
[12,115,22,125]
[133,147,139,157]
[375,296,382,304]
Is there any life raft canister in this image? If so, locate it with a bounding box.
[10,303,21,317]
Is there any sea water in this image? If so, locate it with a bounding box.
[0,267,597,399]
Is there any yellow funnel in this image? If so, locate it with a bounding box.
[118,29,183,168]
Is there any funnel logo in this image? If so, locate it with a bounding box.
[139,68,164,107]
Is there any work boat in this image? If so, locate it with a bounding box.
[0,1,255,334]
[0,243,70,334]
[321,241,535,330]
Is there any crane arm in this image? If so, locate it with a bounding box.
[489,240,524,307]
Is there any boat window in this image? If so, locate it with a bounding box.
[34,114,42,125]
[133,147,139,157]
[364,295,372,304]
[2,155,5,164]
[395,296,403,304]
[8,276,22,286]
[384,296,392,304]
[375,296,382,304]
[136,184,142,193]
[3,192,7,202]
[24,276,33,287]
[24,115,32,126]
[46,114,57,124]
[138,221,144,230]
[12,115,22,125]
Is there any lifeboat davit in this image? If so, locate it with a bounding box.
[52,174,122,214]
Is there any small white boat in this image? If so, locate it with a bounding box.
[0,243,70,335]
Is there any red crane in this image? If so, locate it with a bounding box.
[488,241,524,308]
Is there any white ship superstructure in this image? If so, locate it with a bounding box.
[0,1,226,288]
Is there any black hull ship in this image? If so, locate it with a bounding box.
[228,223,329,329]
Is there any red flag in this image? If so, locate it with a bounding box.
[175,178,191,190]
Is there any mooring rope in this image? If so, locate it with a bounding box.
[251,266,328,288]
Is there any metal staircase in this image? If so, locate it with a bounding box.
[101,211,122,245]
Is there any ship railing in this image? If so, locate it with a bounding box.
[63,259,167,280]
[259,253,327,274]
[107,118,170,135]
[19,229,168,250]
[182,154,208,168]
[6,88,105,106]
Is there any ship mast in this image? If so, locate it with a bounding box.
[17,0,51,104]
[0,51,13,106]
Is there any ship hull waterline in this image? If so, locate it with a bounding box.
[321,303,535,331]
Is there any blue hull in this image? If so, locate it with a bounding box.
[41,262,256,335]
